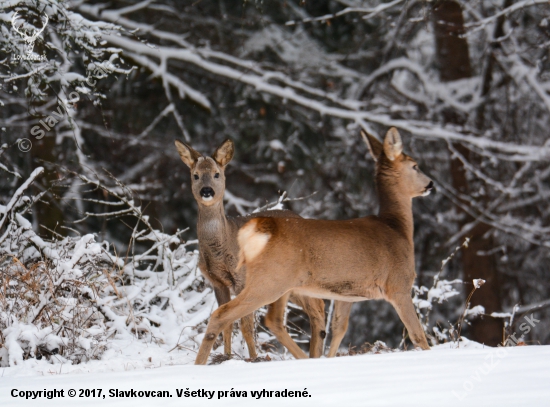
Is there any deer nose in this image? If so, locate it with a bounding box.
[200,187,215,198]
[426,181,434,191]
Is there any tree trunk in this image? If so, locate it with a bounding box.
[432,0,502,346]
[31,134,65,238]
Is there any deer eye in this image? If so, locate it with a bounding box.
[214,173,220,179]
[413,165,418,171]
[194,174,199,180]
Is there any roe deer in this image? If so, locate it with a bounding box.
[194,128,433,364]
[175,139,327,360]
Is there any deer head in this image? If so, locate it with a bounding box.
[175,139,234,207]
[11,11,49,54]
[362,127,434,198]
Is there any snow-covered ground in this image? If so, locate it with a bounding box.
[1,341,549,407]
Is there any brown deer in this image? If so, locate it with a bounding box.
[194,128,433,364]
[174,139,327,361]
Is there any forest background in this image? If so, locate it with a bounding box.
[1,0,550,357]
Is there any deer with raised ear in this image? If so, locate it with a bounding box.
[174,139,329,361]
[194,128,434,364]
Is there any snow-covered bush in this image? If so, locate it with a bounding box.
[0,169,216,368]
[412,278,462,345]
[412,238,476,346]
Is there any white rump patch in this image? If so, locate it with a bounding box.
[238,221,270,265]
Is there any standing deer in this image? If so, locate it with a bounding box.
[174,139,327,361]
[194,128,433,364]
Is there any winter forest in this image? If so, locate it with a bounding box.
[1,0,550,379]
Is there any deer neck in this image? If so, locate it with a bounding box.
[197,201,230,242]
[376,175,414,244]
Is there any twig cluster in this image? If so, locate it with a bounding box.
[0,170,215,368]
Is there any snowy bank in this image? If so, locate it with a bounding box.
[1,343,549,407]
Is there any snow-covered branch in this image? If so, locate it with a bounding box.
[285,0,405,26]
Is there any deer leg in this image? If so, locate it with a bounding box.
[290,294,326,358]
[389,293,430,350]
[327,301,353,357]
[239,313,258,359]
[231,271,258,359]
[195,286,287,365]
[213,285,233,356]
[265,293,308,360]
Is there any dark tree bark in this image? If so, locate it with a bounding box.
[31,134,65,238]
[432,0,502,346]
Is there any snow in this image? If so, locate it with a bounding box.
[473,279,486,289]
[465,305,485,317]
[1,343,549,406]
[268,140,286,152]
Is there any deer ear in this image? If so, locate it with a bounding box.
[383,127,403,161]
[212,139,234,167]
[175,140,202,168]
[361,130,383,162]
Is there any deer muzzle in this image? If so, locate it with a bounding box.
[423,181,434,196]
[200,187,215,201]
